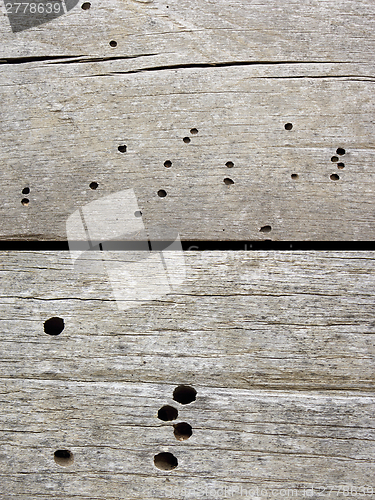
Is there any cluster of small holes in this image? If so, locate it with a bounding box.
[289,146,346,183]
[162,128,198,194]
[111,130,347,227]
[330,147,346,178]
[154,385,196,470]
[334,147,345,170]
[183,127,198,144]
[81,2,91,9]
[21,186,30,205]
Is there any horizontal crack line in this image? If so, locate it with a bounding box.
[0,53,158,65]
[105,60,352,74]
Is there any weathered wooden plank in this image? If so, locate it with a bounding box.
[1,251,374,498]
[0,62,374,240]
[0,379,374,500]
[1,251,374,391]
[0,0,374,63]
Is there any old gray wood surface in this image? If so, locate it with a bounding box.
[1,1,375,499]
[0,0,374,240]
[0,251,374,499]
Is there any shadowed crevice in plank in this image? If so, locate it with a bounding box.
[0,54,159,65]
[49,53,160,64]
[0,55,83,64]
[1,241,375,251]
[106,60,352,75]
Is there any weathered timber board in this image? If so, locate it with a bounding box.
[0,0,374,62]
[0,0,374,240]
[0,251,374,499]
[1,251,374,390]
[0,380,374,500]
[0,64,374,240]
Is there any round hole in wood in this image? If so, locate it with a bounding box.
[118,145,127,153]
[164,160,172,168]
[173,422,193,441]
[22,187,30,194]
[337,162,345,169]
[284,123,293,130]
[330,174,340,181]
[183,137,191,144]
[54,449,74,466]
[173,385,197,405]
[225,161,234,168]
[21,198,29,206]
[134,210,142,218]
[260,225,272,233]
[224,178,234,185]
[157,405,178,421]
[154,452,178,471]
[336,148,345,156]
[81,2,91,9]
[158,189,167,197]
[44,317,65,336]
[89,181,98,190]
[331,156,339,163]
[190,128,198,135]
[291,174,299,179]
[109,40,117,48]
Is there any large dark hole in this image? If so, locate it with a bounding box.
[158,405,178,421]
[174,422,193,441]
[44,317,65,336]
[54,449,74,466]
[224,178,234,185]
[154,452,178,471]
[173,385,197,405]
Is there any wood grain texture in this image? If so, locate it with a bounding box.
[0,251,374,499]
[0,0,374,240]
